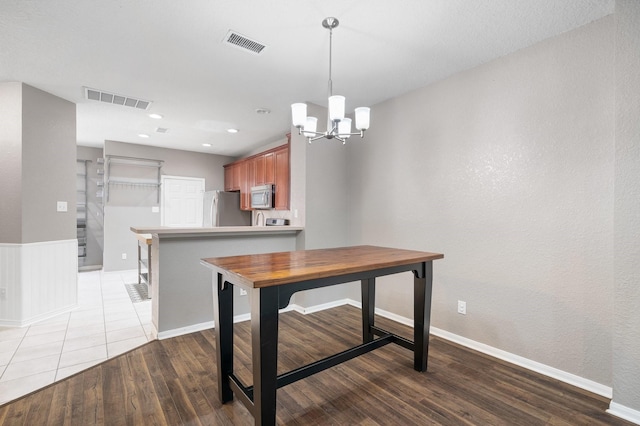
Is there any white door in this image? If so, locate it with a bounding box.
[161,176,205,227]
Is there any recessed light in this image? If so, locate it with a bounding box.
[149,113,163,119]
[202,143,212,147]
[138,133,150,138]
[227,128,239,134]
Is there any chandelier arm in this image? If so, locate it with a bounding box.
[328,120,340,135]
[309,134,328,142]
[292,17,369,145]
[336,130,366,137]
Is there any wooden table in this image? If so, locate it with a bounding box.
[201,245,444,425]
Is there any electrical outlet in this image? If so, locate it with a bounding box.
[239,288,248,296]
[122,253,127,260]
[457,300,467,315]
[56,201,67,212]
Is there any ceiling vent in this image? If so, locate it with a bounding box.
[223,30,266,55]
[156,127,168,133]
[84,87,152,110]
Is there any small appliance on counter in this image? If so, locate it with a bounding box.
[203,191,251,226]
[265,218,289,226]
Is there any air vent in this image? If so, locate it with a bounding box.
[223,30,266,55]
[84,87,152,110]
[156,127,168,133]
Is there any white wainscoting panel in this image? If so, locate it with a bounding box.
[0,239,78,327]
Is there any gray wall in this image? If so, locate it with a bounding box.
[291,103,351,308]
[0,82,76,244]
[77,146,104,268]
[346,16,615,389]
[0,82,23,243]
[103,141,235,271]
[612,0,640,412]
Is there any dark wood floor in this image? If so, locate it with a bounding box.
[0,305,631,425]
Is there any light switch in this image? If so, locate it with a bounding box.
[57,201,68,212]
[152,206,160,213]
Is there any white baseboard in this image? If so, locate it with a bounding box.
[158,320,215,340]
[157,304,319,339]
[0,304,77,328]
[158,296,618,407]
[342,298,613,400]
[428,326,612,399]
[607,402,640,425]
[286,300,347,315]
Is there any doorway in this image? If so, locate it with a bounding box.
[160,176,205,227]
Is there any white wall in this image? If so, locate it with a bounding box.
[347,16,615,390]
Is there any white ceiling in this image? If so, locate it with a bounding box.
[1,0,613,157]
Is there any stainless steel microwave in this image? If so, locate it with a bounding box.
[250,184,274,209]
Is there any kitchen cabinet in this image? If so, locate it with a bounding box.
[264,152,275,184]
[224,165,234,191]
[253,154,266,185]
[238,160,251,210]
[274,146,289,210]
[224,162,241,191]
[223,139,290,211]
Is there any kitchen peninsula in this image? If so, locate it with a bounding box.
[130,225,303,338]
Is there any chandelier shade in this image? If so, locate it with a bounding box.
[291,103,307,128]
[291,17,370,144]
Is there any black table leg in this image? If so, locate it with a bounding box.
[251,286,279,426]
[361,278,376,343]
[213,273,234,403]
[413,261,433,372]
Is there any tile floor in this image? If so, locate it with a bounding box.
[0,269,155,406]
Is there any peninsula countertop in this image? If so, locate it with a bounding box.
[130,225,304,239]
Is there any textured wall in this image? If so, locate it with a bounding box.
[0,82,22,244]
[346,17,615,386]
[0,83,76,244]
[292,102,352,308]
[21,84,77,244]
[612,0,640,413]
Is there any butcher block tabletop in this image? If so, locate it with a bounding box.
[201,245,444,289]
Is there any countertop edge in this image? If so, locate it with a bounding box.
[130,226,304,238]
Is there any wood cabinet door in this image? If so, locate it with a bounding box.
[238,160,251,210]
[274,147,290,210]
[224,165,234,191]
[234,163,241,191]
[254,155,266,185]
[264,152,275,184]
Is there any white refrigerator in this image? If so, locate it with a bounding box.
[203,191,251,227]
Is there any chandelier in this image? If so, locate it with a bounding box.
[291,17,370,144]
